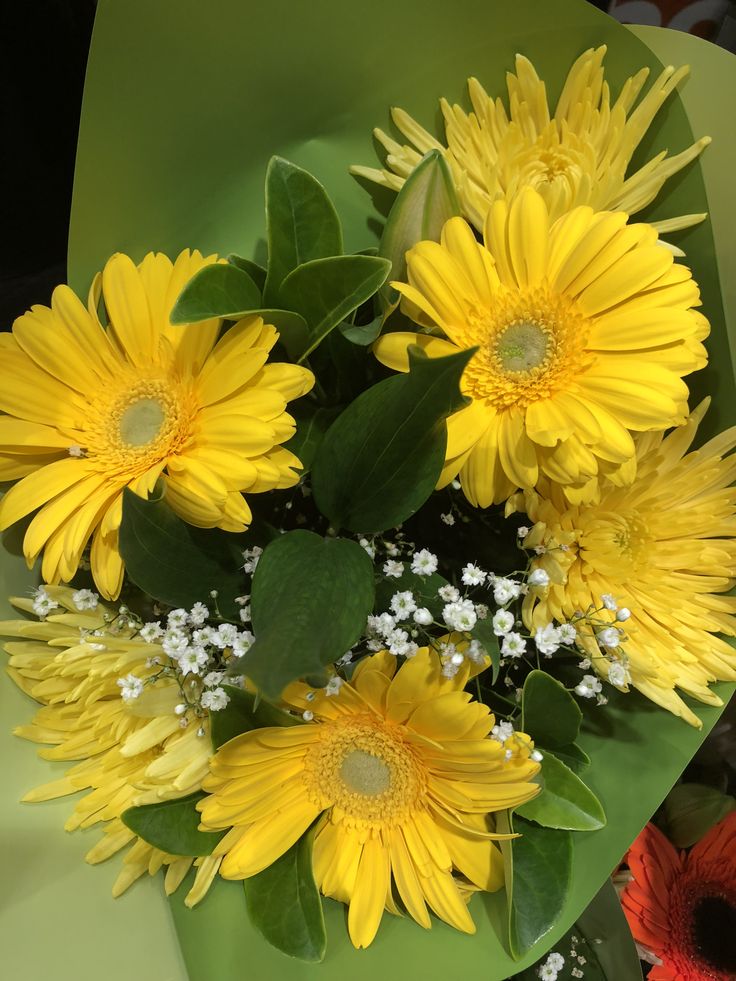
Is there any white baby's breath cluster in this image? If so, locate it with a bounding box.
[537,951,565,981]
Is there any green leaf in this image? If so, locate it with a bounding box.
[249,308,311,361]
[547,742,591,775]
[210,685,299,750]
[243,832,326,962]
[121,793,224,857]
[471,618,501,684]
[170,262,262,323]
[119,489,243,619]
[284,403,342,472]
[575,878,644,981]
[277,254,391,361]
[373,568,449,619]
[664,782,736,848]
[311,347,472,533]
[339,314,383,346]
[516,752,606,832]
[378,149,460,307]
[263,156,343,306]
[228,253,267,292]
[234,530,375,698]
[522,670,582,748]
[510,817,573,958]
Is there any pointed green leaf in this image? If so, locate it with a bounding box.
[522,670,582,748]
[170,262,262,323]
[547,742,591,775]
[510,817,573,958]
[210,685,299,750]
[339,314,384,346]
[378,149,460,307]
[471,618,501,684]
[263,156,343,305]
[119,489,244,619]
[277,254,391,361]
[121,793,225,856]
[233,530,375,698]
[243,832,326,962]
[312,347,473,532]
[228,253,267,292]
[516,752,606,832]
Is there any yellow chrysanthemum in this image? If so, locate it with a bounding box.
[197,647,540,948]
[0,250,314,599]
[352,47,709,235]
[3,585,218,903]
[374,192,708,507]
[509,401,736,728]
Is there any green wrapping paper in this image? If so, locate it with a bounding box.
[0,1,734,978]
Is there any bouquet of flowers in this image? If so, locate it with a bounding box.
[2,0,735,978]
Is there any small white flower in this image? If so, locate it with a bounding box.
[139,621,164,643]
[441,661,460,678]
[234,594,250,606]
[601,593,618,611]
[493,578,521,605]
[242,546,263,574]
[368,612,396,637]
[461,563,486,586]
[578,657,592,670]
[178,646,210,676]
[474,602,489,620]
[167,608,189,628]
[571,969,584,979]
[67,444,85,457]
[192,626,214,646]
[557,623,577,645]
[538,964,557,981]
[450,651,465,666]
[616,607,631,622]
[438,584,460,602]
[492,609,515,636]
[530,749,543,762]
[384,541,400,557]
[302,709,314,722]
[201,687,230,711]
[501,632,527,658]
[451,479,461,490]
[162,629,190,659]
[535,623,561,656]
[359,537,376,559]
[32,587,59,618]
[547,953,565,971]
[440,512,455,526]
[576,674,603,698]
[72,588,98,611]
[189,602,209,625]
[383,559,404,578]
[390,590,417,620]
[117,674,144,702]
[528,568,550,587]
[239,605,252,624]
[387,627,409,655]
[597,626,621,649]
[467,639,487,664]
[325,677,344,697]
[213,623,240,649]
[412,607,433,626]
[491,721,514,744]
[174,702,188,715]
[204,671,226,688]
[608,661,628,688]
[411,549,438,576]
[231,630,255,657]
[443,599,477,632]
[402,641,419,658]
[517,526,529,539]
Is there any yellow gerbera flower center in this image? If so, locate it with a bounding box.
[87,376,198,478]
[303,716,423,825]
[461,285,592,408]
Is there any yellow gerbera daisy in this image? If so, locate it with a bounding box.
[352,47,709,234]
[0,250,314,599]
[374,191,708,506]
[509,401,736,728]
[197,647,540,948]
[3,585,218,903]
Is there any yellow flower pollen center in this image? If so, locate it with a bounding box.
[303,717,423,826]
[460,285,592,409]
[83,376,199,479]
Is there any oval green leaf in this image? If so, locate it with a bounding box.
[522,670,582,748]
[122,793,225,857]
[234,530,375,698]
[516,752,606,832]
[312,347,472,533]
[170,262,262,323]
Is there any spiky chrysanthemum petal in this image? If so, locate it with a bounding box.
[353,47,709,233]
